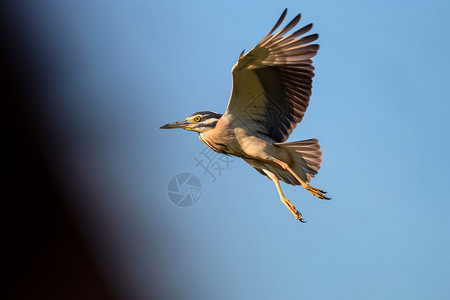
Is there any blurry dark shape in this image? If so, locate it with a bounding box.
[0,3,117,299]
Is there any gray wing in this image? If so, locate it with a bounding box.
[224,9,319,143]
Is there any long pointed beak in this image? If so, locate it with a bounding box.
[159,120,190,129]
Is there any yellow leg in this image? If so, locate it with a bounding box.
[263,169,306,223]
[271,158,330,200]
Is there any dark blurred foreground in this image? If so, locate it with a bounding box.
[1,4,116,299]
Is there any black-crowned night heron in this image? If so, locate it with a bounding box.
[161,9,329,222]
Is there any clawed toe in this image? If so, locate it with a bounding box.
[309,186,326,193]
[297,215,307,223]
[306,185,331,200]
[294,210,306,223]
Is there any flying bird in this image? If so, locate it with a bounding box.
[161,9,329,222]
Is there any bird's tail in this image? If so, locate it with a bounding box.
[274,138,322,185]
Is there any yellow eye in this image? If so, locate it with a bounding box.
[193,116,201,123]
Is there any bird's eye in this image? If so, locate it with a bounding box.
[193,116,201,122]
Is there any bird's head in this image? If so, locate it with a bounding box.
[160,111,222,133]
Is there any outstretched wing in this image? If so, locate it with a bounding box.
[224,9,319,143]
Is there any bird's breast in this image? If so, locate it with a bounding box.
[199,130,234,155]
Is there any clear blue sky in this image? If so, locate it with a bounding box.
[18,0,450,299]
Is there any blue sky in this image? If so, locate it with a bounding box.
[18,0,450,299]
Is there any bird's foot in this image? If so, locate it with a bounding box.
[305,185,331,200]
[295,211,307,223]
[290,206,306,223]
[282,197,306,223]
